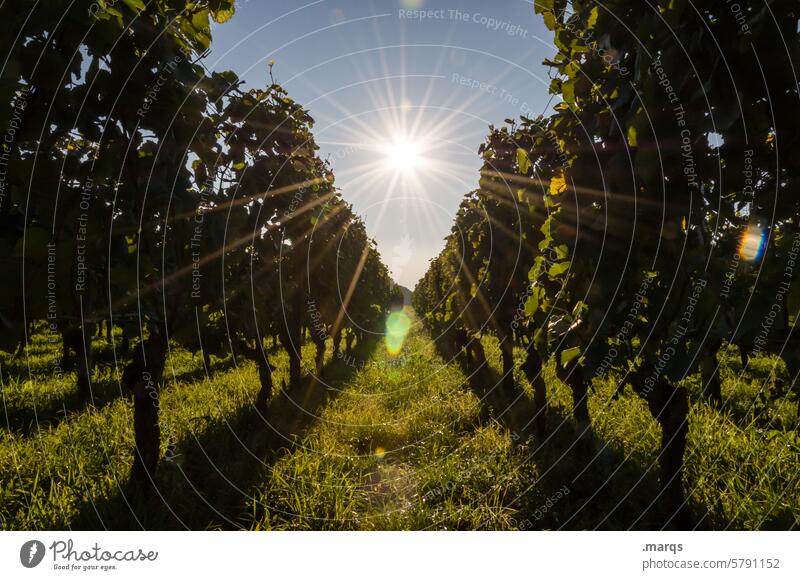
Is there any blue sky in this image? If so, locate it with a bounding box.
[209,0,555,288]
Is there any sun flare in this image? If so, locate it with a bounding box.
[383,135,426,174]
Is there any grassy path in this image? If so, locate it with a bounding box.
[250,316,537,530]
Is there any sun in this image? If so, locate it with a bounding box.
[383,135,425,174]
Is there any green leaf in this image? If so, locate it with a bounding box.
[627,125,638,147]
[188,9,212,50]
[549,261,571,277]
[534,0,554,15]
[560,347,581,366]
[213,8,236,24]
[561,79,576,104]
[524,288,543,316]
[517,148,531,175]
[586,6,599,29]
[122,0,145,13]
[549,174,567,195]
[571,300,587,318]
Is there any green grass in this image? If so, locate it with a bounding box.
[0,328,301,529]
[1,316,798,530]
[253,329,536,530]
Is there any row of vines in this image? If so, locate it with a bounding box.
[413,0,800,526]
[0,1,398,490]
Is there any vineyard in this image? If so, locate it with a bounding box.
[1,0,800,531]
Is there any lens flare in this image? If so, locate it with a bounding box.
[738,225,766,262]
[385,310,411,356]
[384,136,424,174]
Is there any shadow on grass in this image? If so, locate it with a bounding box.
[1,348,257,438]
[0,341,131,435]
[431,339,707,530]
[167,356,236,385]
[68,339,380,530]
[1,376,125,436]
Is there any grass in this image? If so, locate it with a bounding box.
[253,329,536,530]
[1,314,798,530]
[0,328,301,529]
